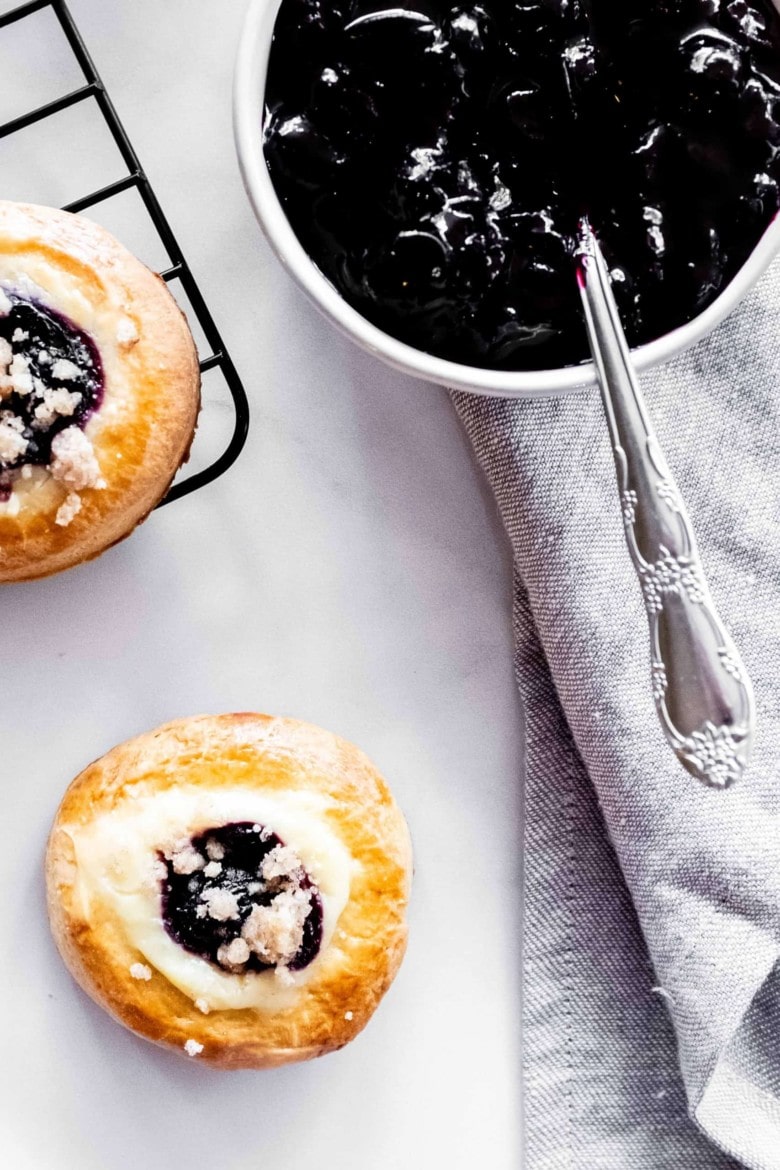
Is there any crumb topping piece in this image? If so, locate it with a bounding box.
[55,491,82,528]
[116,316,139,346]
[0,413,28,463]
[129,962,153,982]
[240,888,312,967]
[7,352,33,396]
[49,426,104,492]
[205,838,225,861]
[50,357,80,381]
[201,887,241,922]
[217,937,251,969]
[34,386,81,427]
[167,840,205,876]
[184,1039,204,1057]
[262,844,304,885]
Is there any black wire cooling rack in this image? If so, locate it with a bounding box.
[0,0,250,505]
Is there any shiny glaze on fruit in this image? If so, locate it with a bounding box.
[264,1,780,370]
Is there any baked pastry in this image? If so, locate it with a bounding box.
[0,201,200,582]
[46,713,412,1068]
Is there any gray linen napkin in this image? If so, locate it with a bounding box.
[452,256,780,1169]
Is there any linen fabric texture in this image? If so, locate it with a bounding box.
[452,257,780,1169]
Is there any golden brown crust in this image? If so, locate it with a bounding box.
[46,714,413,1069]
[0,201,200,582]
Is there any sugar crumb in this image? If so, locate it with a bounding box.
[262,844,303,884]
[51,357,81,381]
[143,857,168,891]
[205,838,225,861]
[117,316,139,345]
[194,998,211,1015]
[129,962,152,982]
[9,352,33,396]
[184,1039,204,1057]
[168,842,205,876]
[34,386,81,427]
[344,1011,354,1021]
[201,887,240,921]
[241,888,311,966]
[55,491,82,527]
[49,426,103,491]
[217,937,250,969]
[0,416,28,462]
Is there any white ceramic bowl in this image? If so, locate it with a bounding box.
[234,0,780,398]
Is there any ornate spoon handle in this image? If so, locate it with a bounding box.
[576,220,755,787]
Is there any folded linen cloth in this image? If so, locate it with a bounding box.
[452,257,780,1169]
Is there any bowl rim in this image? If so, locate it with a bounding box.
[234,0,780,399]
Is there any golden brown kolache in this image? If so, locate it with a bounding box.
[46,713,413,1068]
[0,201,200,582]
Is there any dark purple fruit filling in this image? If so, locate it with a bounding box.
[0,292,103,478]
[264,0,780,370]
[160,822,323,973]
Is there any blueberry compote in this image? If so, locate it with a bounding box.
[161,822,323,973]
[264,0,780,370]
[0,293,103,492]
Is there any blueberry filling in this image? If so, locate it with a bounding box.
[264,0,780,371]
[0,292,103,484]
[160,822,324,973]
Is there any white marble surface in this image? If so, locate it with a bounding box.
[0,2,523,1167]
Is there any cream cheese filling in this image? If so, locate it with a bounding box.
[69,786,355,1012]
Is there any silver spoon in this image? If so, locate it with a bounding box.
[576,219,755,787]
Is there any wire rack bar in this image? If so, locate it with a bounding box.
[0,0,50,28]
[62,173,142,215]
[0,82,96,138]
[0,0,249,505]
